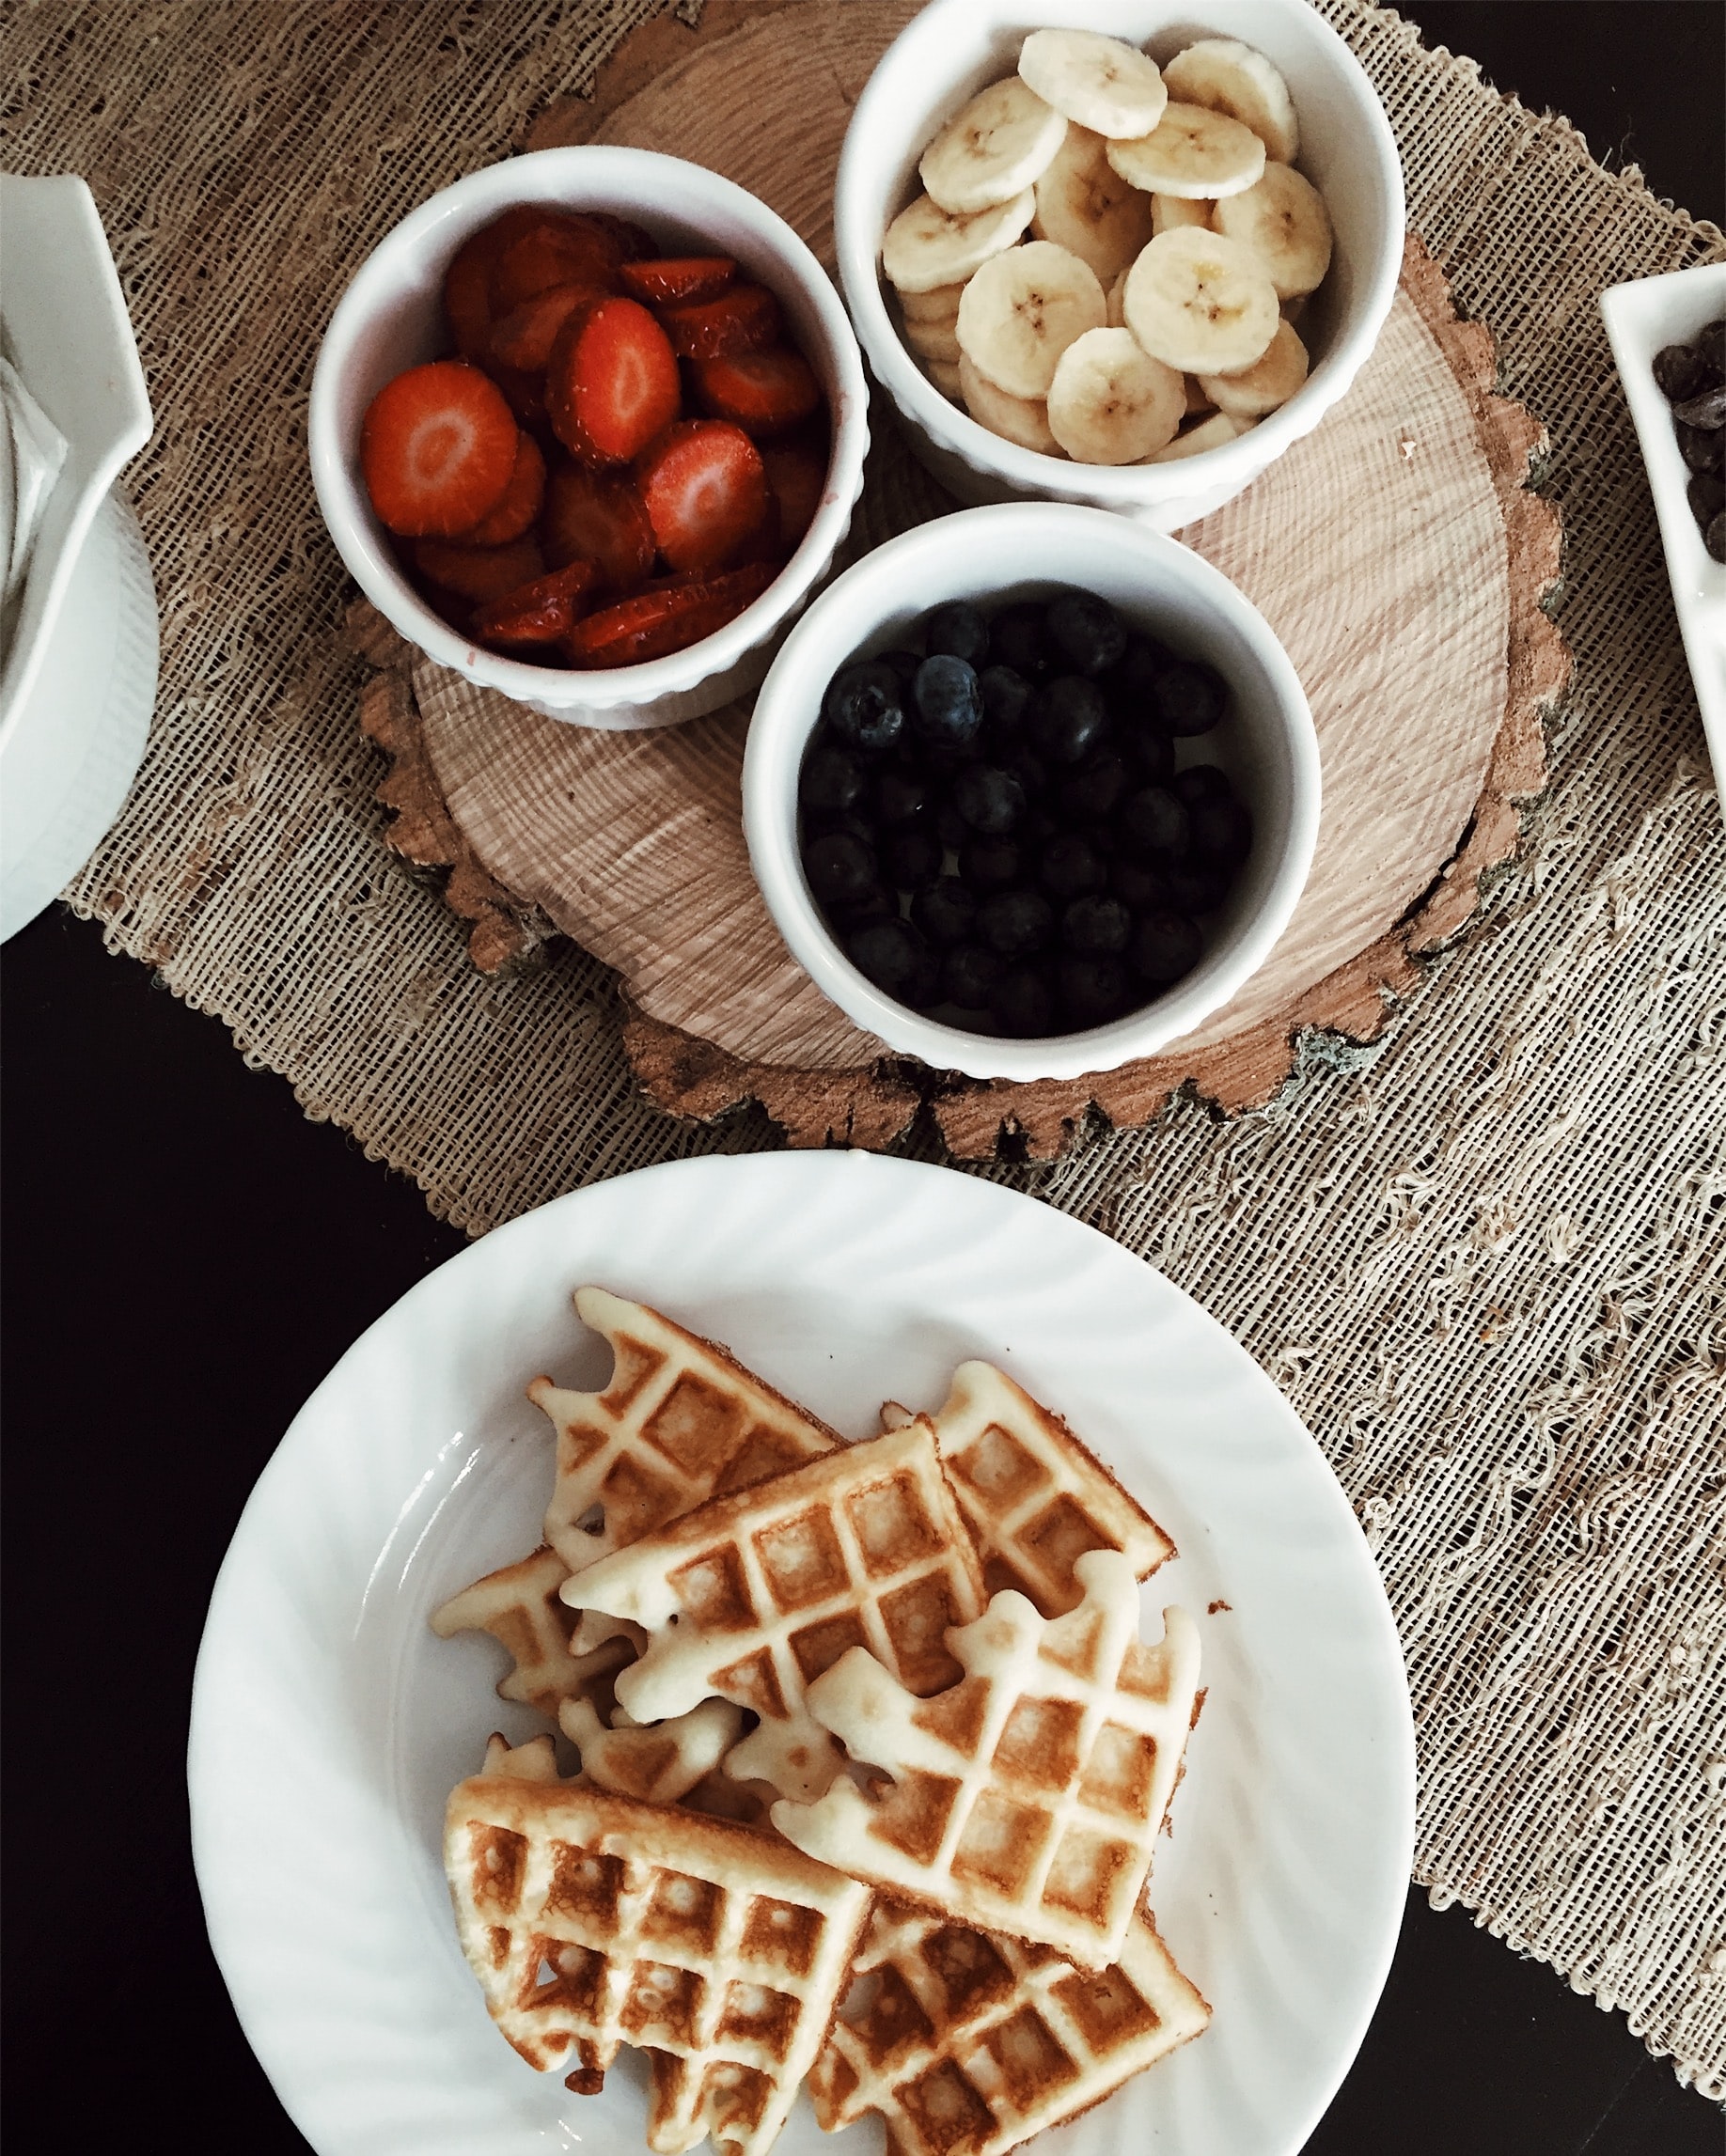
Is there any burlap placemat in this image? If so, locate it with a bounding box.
[8,0,1724,2096]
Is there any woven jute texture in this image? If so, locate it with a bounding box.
[7,0,1724,2096]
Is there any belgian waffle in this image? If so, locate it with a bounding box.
[811,1898,1211,2155]
[558,1695,745,1809]
[431,1545,642,1719]
[561,1420,988,1804]
[444,1769,872,2156]
[885,1362,1175,1616]
[770,1548,1200,1969]
[534,1289,839,1571]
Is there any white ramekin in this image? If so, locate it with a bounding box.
[836,0,1404,532]
[742,502,1320,1082]
[309,148,870,728]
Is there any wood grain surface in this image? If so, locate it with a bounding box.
[357,0,1567,1157]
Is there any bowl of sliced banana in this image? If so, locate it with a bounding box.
[836,0,1404,531]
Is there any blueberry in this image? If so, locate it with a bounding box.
[1165,860,1233,914]
[800,742,865,815]
[1188,795,1252,867]
[1038,831,1107,902]
[1170,763,1233,806]
[912,654,984,748]
[980,664,1036,735]
[804,830,878,907]
[1110,854,1170,911]
[923,601,990,668]
[990,964,1055,1038]
[804,806,877,848]
[877,648,925,692]
[978,887,1055,959]
[959,835,1023,891]
[954,764,1028,835]
[988,601,1050,680]
[1129,910,1203,985]
[1105,634,1173,716]
[1062,895,1131,954]
[823,661,905,753]
[1655,342,1708,403]
[1119,786,1188,858]
[936,797,972,850]
[1152,662,1228,737]
[831,879,898,929]
[1028,676,1109,766]
[1045,590,1126,678]
[912,875,977,946]
[881,823,943,891]
[1058,952,1129,1025]
[1058,746,1128,822]
[1121,724,1175,785]
[848,916,938,1005]
[996,738,1050,795]
[941,942,1005,1009]
[875,768,930,825]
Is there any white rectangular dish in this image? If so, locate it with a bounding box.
[1598,262,1726,799]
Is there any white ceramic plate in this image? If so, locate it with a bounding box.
[1599,263,1726,800]
[190,1151,1413,2156]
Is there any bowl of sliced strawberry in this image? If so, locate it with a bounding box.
[310,148,870,728]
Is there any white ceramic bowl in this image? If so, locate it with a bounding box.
[836,0,1404,532]
[743,502,1320,1081]
[1599,263,1726,800]
[309,148,869,729]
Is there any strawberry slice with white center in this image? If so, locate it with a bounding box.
[541,463,656,592]
[564,560,777,669]
[691,347,823,436]
[361,361,519,538]
[547,296,683,467]
[636,420,771,575]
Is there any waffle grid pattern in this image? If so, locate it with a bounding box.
[811,1900,1211,2156]
[446,1776,872,2156]
[568,1421,988,1803]
[431,1545,635,1718]
[535,1289,839,1571]
[776,1549,1201,1967]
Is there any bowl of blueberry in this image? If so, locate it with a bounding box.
[743,501,1319,1080]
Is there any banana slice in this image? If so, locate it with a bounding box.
[1017,28,1168,140]
[1152,192,1214,236]
[1185,373,1216,417]
[925,356,965,401]
[903,313,963,364]
[1107,103,1266,200]
[1030,124,1157,284]
[1147,410,1253,461]
[920,76,1069,215]
[1213,162,1332,299]
[1106,266,1130,327]
[1200,318,1308,414]
[956,239,1106,399]
[957,351,1063,455]
[1122,227,1279,375]
[883,188,1036,293]
[898,279,967,323]
[1163,38,1299,165]
[1046,326,1185,463]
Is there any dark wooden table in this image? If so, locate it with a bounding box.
[4,7,1722,2150]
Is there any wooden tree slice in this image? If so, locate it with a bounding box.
[354,0,1567,1159]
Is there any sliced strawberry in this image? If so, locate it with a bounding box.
[471,560,597,649]
[759,438,827,550]
[691,348,823,437]
[546,297,682,467]
[658,283,783,360]
[415,534,544,603]
[541,462,656,590]
[485,362,548,430]
[443,207,543,360]
[362,361,519,538]
[636,420,771,575]
[620,256,737,306]
[564,560,777,669]
[487,281,608,372]
[588,212,657,263]
[456,431,546,545]
[490,214,620,312]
